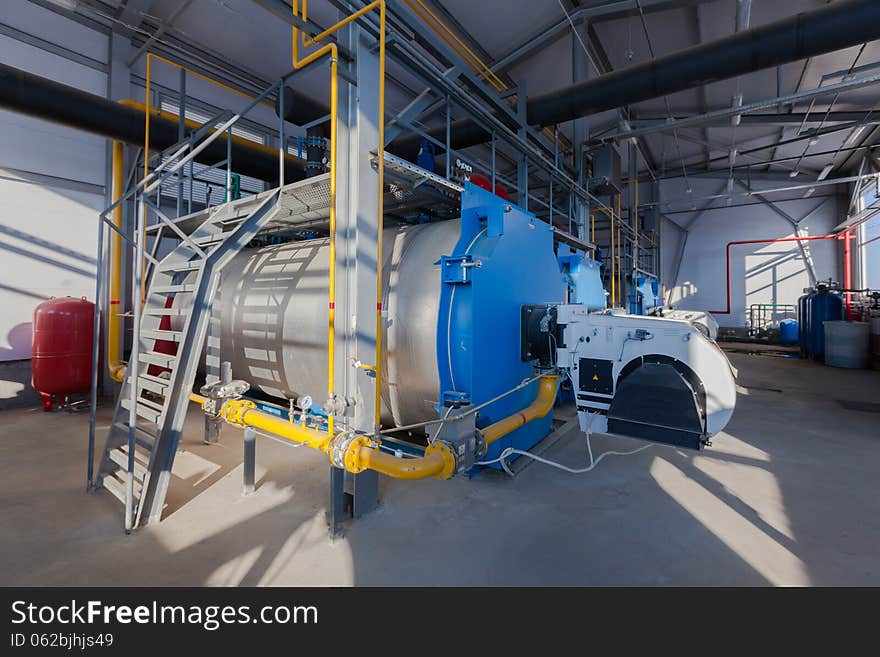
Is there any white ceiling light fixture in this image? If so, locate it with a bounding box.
[818,164,834,181]
[789,169,800,178]
[805,187,816,198]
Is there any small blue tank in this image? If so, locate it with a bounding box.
[779,319,798,346]
[797,292,810,354]
[799,284,843,359]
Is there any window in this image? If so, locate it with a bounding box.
[154,97,268,207]
[858,178,880,289]
[159,99,267,145]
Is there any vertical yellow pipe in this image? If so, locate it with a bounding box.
[616,193,622,307]
[373,2,386,430]
[293,0,339,437]
[589,212,595,260]
[610,201,616,307]
[299,0,386,432]
[108,141,126,382]
[634,179,639,286]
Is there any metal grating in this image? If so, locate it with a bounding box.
[146,174,332,237]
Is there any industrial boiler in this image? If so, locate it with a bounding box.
[210,184,737,464]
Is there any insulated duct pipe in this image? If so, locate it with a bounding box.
[389,0,880,159]
[0,63,306,183]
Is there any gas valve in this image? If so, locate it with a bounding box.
[199,379,250,417]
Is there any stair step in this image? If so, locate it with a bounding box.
[108,448,148,479]
[135,372,171,395]
[112,422,155,449]
[141,328,183,342]
[119,442,152,465]
[121,398,162,423]
[100,473,141,504]
[150,284,195,294]
[160,259,203,273]
[192,232,231,246]
[138,351,177,368]
[143,306,189,317]
[214,215,246,226]
[136,395,165,412]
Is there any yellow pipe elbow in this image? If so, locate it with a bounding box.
[346,438,455,480]
[204,397,457,481]
[481,375,561,446]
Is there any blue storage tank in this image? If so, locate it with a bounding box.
[797,292,810,354]
[798,284,843,359]
[779,319,798,346]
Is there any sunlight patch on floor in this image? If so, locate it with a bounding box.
[148,467,295,554]
[650,457,810,585]
[205,546,265,586]
[693,455,796,541]
[700,431,771,463]
[256,511,354,586]
[171,449,222,486]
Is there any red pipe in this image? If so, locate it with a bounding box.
[842,229,859,319]
[709,234,841,315]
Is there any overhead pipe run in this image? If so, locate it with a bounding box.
[0,63,307,183]
[388,0,880,159]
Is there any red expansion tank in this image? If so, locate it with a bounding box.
[32,296,94,411]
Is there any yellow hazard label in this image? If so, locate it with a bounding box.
[593,374,599,381]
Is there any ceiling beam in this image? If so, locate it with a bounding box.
[126,0,193,67]
[630,112,880,127]
[491,0,722,74]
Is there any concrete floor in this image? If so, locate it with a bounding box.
[1,348,878,586]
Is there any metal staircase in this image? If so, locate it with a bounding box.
[97,189,281,529]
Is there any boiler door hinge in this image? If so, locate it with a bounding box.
[438,254,480,284]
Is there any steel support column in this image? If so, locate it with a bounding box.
[328,19,380,538]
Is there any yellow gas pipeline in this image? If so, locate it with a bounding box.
[214,397,455,480]
[480,375,561,445]
[194,374,561,481]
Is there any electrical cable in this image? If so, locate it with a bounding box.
[477,413,652,475]
[378,373,542,435]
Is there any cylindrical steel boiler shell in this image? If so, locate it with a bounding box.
[218,221,460,426]
[32,296,94,396]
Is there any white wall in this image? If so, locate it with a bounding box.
[664,189,841,328]
[0,10,109,362]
